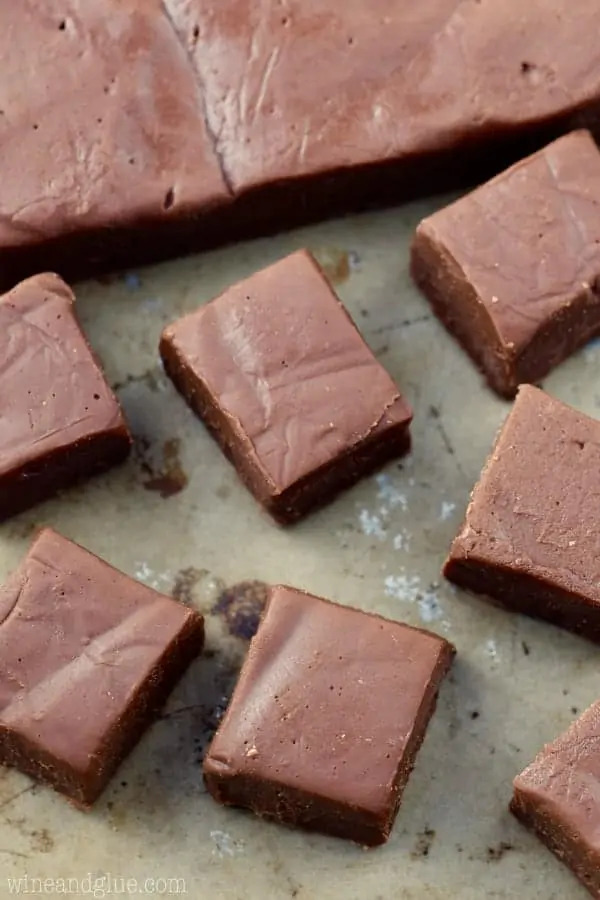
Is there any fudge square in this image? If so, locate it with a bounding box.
[160,249,412,523]
[0,528,204,805]
[203,585,455,845]
[445,384,600,642]
[0,273,131,520]
[411,129,600,398]
[511,701,600,898]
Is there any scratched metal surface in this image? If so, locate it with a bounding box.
[0,199,599,900]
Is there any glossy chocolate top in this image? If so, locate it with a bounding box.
[204,585,453,818]
[514,702,600,861]
[0,273,129,479]
[3,1,600,276]
[416,130,600,357]
[0,528,203,772]
[0,0,229,250]
[165,0,600,193]
[162,249,411,492]
[448,385,600,604]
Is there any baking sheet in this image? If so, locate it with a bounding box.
[0,198,599,900]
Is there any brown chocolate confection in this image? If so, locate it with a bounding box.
[0,0,231,285]
[3,2,600,282]
[0,528,205,806]
[445,385,600,642]
[0,273,131,521]
[203,585,455,845]
[411,130,600,397]
[163,1,600,216]
[160,250,412,524]
[511,701,600,899]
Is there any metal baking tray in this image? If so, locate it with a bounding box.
[1,198,598,899]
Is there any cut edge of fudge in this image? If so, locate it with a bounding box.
[159,252,412,524]
[203,585,455,845]
[411,131,600,398]
[1,611,203,806]
[0,273,132,521]
[510,701,600,898]
[443,385,600,642]
[0,528,205,806]
[411,215,515,397]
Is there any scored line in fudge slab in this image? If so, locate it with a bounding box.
[3,3,600,281]
[160,249,412,524]
[411,130,600,397]
[445,384,600,642]
[0,528,204,806]
[204,584,455,845]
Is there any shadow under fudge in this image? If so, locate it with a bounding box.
[2,2,600,286]
[160,250,412,524]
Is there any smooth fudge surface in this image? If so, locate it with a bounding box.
[0,0,230,282]
[203,585,455,845]
[0,273,131,520]
[512,702,600,898]
[3,2,600,280]
[165,0,600,196]
[445,385,600,641]
[160,250,412,523]
[0,529,204,806]
[412,130,600,397]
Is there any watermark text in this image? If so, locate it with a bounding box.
[6,873,186,897]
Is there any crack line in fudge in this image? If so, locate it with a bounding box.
[158,0,235,195]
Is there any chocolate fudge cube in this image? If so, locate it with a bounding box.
[511,701,600,898]
[160,249,412,523]
[203,585,454,845]
[0,528,204,805]
[0,273,131,520]
[445,384,600,641]
[411,130,600,397]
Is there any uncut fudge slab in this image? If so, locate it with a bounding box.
[163,0,600,225]
[4,3,600,282]
[511,701,600,898]
[0,273,131,521]
[0,528,204,806]
[160,250,412,524]
[0,0,230,284]
[203,585,455,845]
[445,385,600,642]
[411,130,600,398]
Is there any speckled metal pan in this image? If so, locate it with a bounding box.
[0,200,597,900]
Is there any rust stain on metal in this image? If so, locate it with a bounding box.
[138,436,188,498]
[212,580,269,640]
